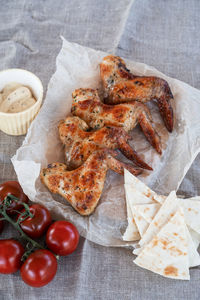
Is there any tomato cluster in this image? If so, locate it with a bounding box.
[0,181,79,287]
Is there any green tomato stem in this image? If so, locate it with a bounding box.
[0,194,59,261]
[0,207,44,250]
[0,195,45,260]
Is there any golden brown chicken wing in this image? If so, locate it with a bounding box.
[40,149,142,216]
[71,88,162,154]
[58,116,152,170]
[100,55,174,132]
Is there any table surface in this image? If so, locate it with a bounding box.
[1,0,200,299]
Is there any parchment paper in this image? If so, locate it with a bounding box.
[11,37,200,247]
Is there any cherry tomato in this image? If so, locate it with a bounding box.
[0,239,24,274]
[0,181,29,215]
[20,249,57,287]
[18,204,52,239]
[46,220,79,256]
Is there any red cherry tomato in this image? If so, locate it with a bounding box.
[20,249,57,287]
[0,239,24,274]
[0,181,29,215]
[46,220,79,256]
[18,204,52,239]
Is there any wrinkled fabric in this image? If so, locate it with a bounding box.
[0,0,200,299]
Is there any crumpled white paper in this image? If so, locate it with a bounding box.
[11,37,200,247]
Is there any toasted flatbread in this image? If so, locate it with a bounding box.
[132,202,200,267]
[132,200,200,250]
[133,203,160,223]
[131,208,150,237]
[124,169,164,203]
[122,183,156,241]
[134,209,190,280]
[180,199,200,234]
[188,226,200,249]
[122,187,140,241]
[139,191,179,248]
[184,225,200,267]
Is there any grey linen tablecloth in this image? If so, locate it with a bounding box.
[0,0,200,299]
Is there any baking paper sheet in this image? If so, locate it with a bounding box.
[11,37,200,247]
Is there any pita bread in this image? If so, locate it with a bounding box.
[122,183,157,241]
[123,184,158,240]
[132,205,200,267]
[133,203,160,223]
[134,209,190,280]
[132,202,200,254]
[125,170,200,236]
[122,188,140,241]
[188,226,200,249]
[184,225,200,267]
[124,184,156,205]
[131,208,150,237]
[139,191,179,248]
[131,199,200,249]
[180,199,200,234]
[131,203,160,239]
[134,237,200,268]
[124,169,164,203]
[123,170,200,258]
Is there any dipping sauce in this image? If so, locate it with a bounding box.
[0,82,36,113]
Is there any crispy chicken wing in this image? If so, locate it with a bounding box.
[71,88,162,154]
[40,149,142,216]
[58,116,152,170]
[100,55,174,132]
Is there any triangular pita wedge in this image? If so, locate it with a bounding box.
[122,189,140,241]
[131,208,150,237]
[133,229,200,268]
[184,225,200,267]
[131,201,200,254]
[134,209,190,280]
[122,183,155,241]
[124,169,164,203]
[139,191,179,248]
[125,169,200,232]
[132,208,200,267]
[188,226,200,249]
[123,170,200,249]
[133,203,160,223]
[131,199,200,248]
[180,199,200,234]
[124,184,156,205]
[124,184,156,239]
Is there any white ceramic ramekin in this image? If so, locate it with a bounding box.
[0,69,43,135]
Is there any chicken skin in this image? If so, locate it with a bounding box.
[71,88,162,154]
[100,55,174,132]
[40,149,142,216]
[58,116,152,170]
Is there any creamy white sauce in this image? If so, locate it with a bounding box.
[0,82,36,113]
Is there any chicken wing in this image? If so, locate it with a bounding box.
[40,149,142,216]
[100,55,174,132]
[58,116,152,170]
[71,88,162,154]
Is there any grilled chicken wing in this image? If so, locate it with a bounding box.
[40,149,142,216]
[100,55,174,132]
[71,88,162,154]
[58,116,152,170]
